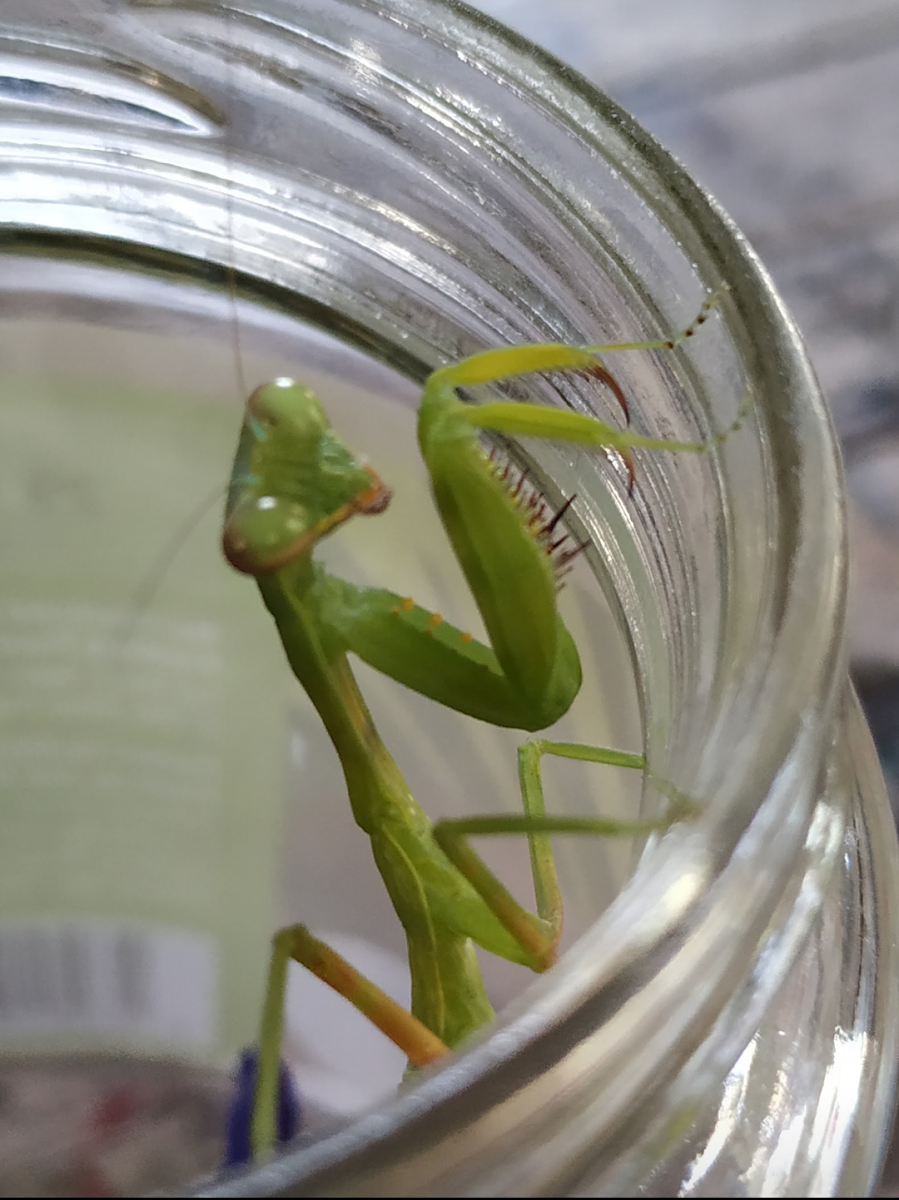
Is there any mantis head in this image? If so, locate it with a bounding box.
[223,378,392,575]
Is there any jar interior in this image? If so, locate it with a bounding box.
[0,232,656,1184]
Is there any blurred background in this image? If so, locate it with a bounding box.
[470,0,899,1191]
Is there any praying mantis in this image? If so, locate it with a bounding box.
[221,287,739,1164]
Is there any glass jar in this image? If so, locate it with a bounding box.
[0,1,896,1196]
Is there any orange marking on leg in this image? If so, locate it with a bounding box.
[429,612,443,628]
[461,631,473,643]
[401,597,415,611]
[283,926,448,1066]
[354,466,394,515]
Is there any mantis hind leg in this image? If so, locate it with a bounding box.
[248,923,449,1161]
[433,742,698,974]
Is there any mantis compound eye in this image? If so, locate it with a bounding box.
[222,495,313,574]
[248,379,329,439]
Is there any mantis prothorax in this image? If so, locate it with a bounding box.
[222,287,739,1163]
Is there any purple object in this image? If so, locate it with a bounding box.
[223,1048,301,1168]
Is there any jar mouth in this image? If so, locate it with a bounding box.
[0,0,846,1194]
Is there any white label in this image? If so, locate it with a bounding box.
[0,919,217,1049]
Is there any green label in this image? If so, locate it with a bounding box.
[0,322,287,1063]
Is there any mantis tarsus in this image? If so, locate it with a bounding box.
[221,287,740,1164]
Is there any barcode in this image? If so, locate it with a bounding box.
[0,920,217,1049]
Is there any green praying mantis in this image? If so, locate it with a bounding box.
[221,286,740,1162]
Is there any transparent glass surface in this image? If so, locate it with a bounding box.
[0,1,895,1196]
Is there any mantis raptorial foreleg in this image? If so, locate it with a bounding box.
[221,287,743,1165]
